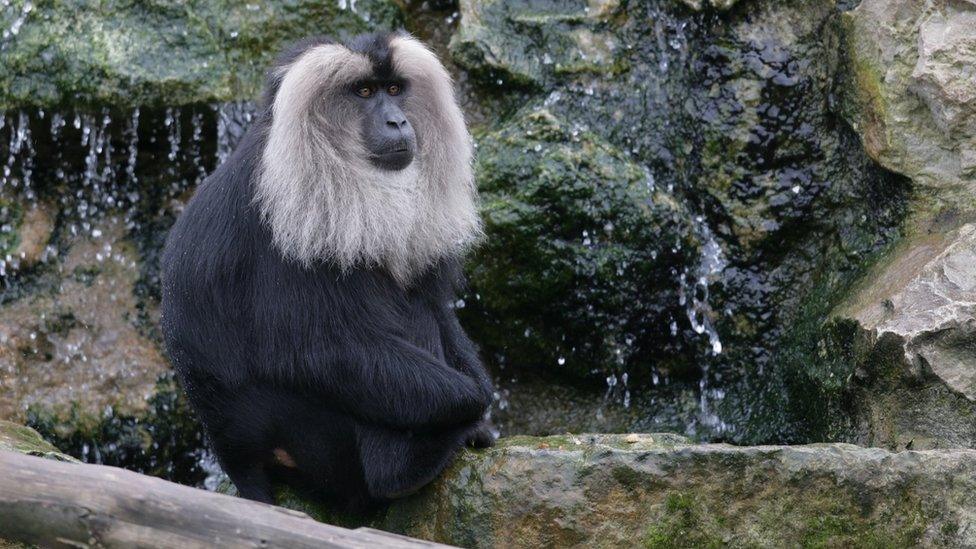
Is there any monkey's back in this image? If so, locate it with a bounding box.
[160,153,264,412]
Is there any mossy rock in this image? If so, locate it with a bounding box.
[384,435,975,547]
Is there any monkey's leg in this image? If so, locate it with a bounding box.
[267,398,372,508]
[222,459,274,504]
[206,388,279,504]
[208,424,275,504]
[357,421,481,500]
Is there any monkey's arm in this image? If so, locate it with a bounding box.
[433,301,493,391]
[432,301,497,448]
[428,261,493,389]
[299,334,493,432]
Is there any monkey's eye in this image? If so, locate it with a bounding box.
[355,86,374,98]
[387,83,401,96]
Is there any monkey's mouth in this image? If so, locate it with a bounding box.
[369,147,415,171]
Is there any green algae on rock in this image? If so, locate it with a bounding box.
[449,0,628,90]
[0,419,76,461]
[0,424,74,546]
[0,0,402,110]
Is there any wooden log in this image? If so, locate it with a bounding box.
[0,450,449,549]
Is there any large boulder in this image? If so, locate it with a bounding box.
[839,0,976,198]
[822,225,976,450]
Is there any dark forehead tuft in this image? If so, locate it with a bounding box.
[274,35,337,69]
[346,32,397,79]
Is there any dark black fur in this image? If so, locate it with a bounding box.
[160,33,494,507]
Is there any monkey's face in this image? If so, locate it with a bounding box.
[351,79,417,171]
[257,32,481,280]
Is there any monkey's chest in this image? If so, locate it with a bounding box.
[403,299,445,362]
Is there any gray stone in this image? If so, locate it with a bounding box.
[912,8,976,141]
[822,0,976,450]
[839,0,976,196]
[827,224,976,449]
[857,224,976,402]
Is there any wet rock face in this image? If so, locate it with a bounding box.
[452,0,910,440]
[0,221,168,423]
[466,109,700,381]
[0,0,964,471]
[680,0,746,10]
[0,0,402,109]
[0,107,228,481]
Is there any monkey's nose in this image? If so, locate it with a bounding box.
[386,117,409,130]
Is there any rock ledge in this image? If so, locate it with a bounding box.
[377,434,976,548]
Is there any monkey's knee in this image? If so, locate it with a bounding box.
[273,447,298,468]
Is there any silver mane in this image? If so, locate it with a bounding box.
[255,35,482,284]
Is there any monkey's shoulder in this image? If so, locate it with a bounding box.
[163,171,263,281]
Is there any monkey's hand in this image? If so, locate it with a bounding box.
[465,420,497,449]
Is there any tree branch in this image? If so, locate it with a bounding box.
[0,450,448,549]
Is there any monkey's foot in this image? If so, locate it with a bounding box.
[466,421,497,449]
